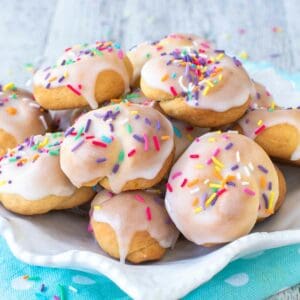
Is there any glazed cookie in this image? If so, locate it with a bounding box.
[128,33,213,87]
[141,49,252,127]
[90,190,179,263]
[237,108,300,166]
[60,103,175,193]
[0,133,95,215]
[165,131,286,246]
[33,41,132,110]
[0,84,52,156]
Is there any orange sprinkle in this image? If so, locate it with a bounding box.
[187,178,199,187]
[161,74,169,81]
[260,176,266,189]
[192,197,199,207]
[214,170,223,181]
[32,154,40,162]
[161,135,170,140]
[5,106,17,115]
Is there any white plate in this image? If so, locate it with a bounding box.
[0,68,300,300]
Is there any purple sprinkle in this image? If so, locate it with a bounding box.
[256,92,261,99]
[44,73,51,80]
[145,118,151,125]
[96,157,107,163]
[268,181,272,190]
[58,76,65,83]
[71,139,84,152]
[231,164,239,171]
[133,134,145,143]
[46,83,51,89]
[262,193,268,208]
[225,142,234,150]
[232,56,242,67]
[156,120,161,130]
[109,123,114,132]
[135,114,140,120]
[258,165,268,174]
[84,119,91,133]
[64,127,74,137]
[112,163,119,173]
[201,193,207,210]
[226,181,236,187]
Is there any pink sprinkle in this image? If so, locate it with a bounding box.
[266,90,271,96]
[66,84,81,96]
[243,188,256,196]
[213,148,220,157]
[171,171,182,180]
[118,50,124,59]
[144,134,149,151]
[135,194,145,203]
[189,154,200,159]
[87,223,93,233]
[180,178,187,187]
[146,207,152,221]
[170,86,178,96]
[153,135,160,151]
[217,188,227,197]
[166,183,173,192]
[254,125,266,135]
[128,149,136,157]
[206,158,212,165]
[78,84,82,90]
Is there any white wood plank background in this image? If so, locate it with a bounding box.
[0,0,299,298]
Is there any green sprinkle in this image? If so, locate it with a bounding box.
[126,93,139,99]
[27,276,41,281]
[146,53,151,59]
[11,93,17,99]
[126,123,132,134]
[211,187,218,193]
[9,157,17,162]
[75,127,84,140]
[49,150,60,156]
[118,150,125,162]
[58,284,66,300]
[92,48,103,57]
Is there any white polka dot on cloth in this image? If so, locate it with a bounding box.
[224,273,249,287]
[72,275,96,285]
[11,276,34,290]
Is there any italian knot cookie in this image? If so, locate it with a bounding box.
[0,84,51,156]
[127,33,213,87]
[90,190,179,263]
[33,41,133,110]
[60,103,175,193]
[237,108,300,166]
[141,48,252,127]
[165,131,286,246]
[0,133,94,215]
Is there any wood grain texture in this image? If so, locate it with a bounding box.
[0,0,299,298]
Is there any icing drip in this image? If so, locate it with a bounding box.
[0,133,75,200]
[141,49,252,112]
[249,81,275,109]
[238,109,300,160]
[91,190,179,263]
[33,42,130,109]
[60,103,174,193]
[127,33,213,84]
[0,87,50,142]
[165,131,279,245]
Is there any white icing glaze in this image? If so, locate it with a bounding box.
[249,81,275,109]
[238,109,300,160]
[33,42,130,109]
[0,133,76,200]
[91,190,179,262]
[127,33,213,84]
[0,88,50,142]
[60,103,174,193]
[165,131,279,245]
[141,49,252,112]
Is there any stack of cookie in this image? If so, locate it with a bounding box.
[0,34,298,263]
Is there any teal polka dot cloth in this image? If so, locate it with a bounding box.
[1,238,300,299]
[1,63,299,299]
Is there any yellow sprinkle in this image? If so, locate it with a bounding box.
[271,101,275,110]
[216,53,225,60]
[38,137,49,149]
[212,156,225,168]
[130,110,138,115]
[49,76,57,82]
[195,163,204,169]
[194,207,203,214]
[192,197,199,207]
[218,74,223,81]
[204,80,214,87]
[202,86,210,96]
[94,205,102,210]
[208,137,216,142]
[238,50,249,60]
[186,134,194,141]
[0,180,6,186]
[64,71,69,78]
[161,135,170,140]
[267,191,275,214]
[3,82,15,91]
[187,178,199,187]
[257,119,263,126]
[205,193,217,207]
[5,106,17,115]
[161,74,169,81]
[209,183,222,189]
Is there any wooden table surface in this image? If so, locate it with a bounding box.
[0,0,300,298]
